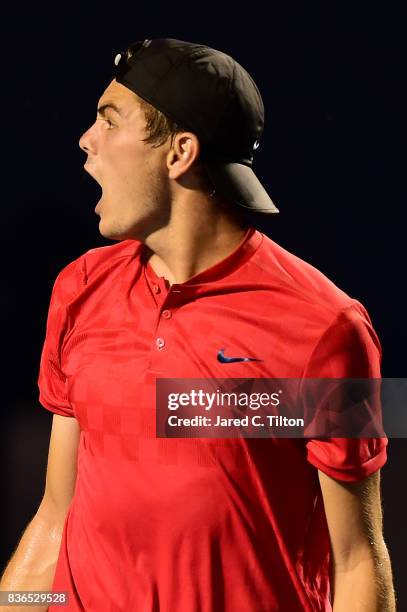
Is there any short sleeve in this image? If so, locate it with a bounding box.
[37,256,85,417]
[303,300,387,482]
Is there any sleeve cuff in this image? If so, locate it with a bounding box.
[306,440,388,482]
[39,393,75,418]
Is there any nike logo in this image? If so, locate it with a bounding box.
[217,348,262,363]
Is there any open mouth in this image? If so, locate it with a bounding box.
[84,163,102,186]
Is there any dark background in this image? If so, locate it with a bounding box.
[2,0,406,608]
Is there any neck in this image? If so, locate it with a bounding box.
[142,197,251,286]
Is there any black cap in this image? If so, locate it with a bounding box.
[113,38,279,214]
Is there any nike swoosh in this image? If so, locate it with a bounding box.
[217,348,262,363]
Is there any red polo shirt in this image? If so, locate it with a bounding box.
[38,225,387,611]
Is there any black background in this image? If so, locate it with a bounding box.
[2,0,406,608]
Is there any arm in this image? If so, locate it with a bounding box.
[319,469,396,611]
[0,415,81,611]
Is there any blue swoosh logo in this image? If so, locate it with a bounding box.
[217,348,262,363]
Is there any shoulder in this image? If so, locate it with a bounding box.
[253,232,356,320]
[51,239,143,303]
[81,239,143,280]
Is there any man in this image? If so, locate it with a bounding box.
[1,38,395,611]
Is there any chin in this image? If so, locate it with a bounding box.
[97,219,127,241]
[97,217,142,242]
[97,206,166,242]
[99,229,129,242]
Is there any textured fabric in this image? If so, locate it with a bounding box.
[38,225,387,611]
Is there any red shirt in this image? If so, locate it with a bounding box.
[38,225,387,611]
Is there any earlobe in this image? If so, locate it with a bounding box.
[167,132,200,180]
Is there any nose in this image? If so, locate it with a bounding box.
[79,123,96,154]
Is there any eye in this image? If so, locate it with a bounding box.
[97,116,114,128]
[104,118,115,128]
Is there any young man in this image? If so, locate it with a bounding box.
[1,38,395,611]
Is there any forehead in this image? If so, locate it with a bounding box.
[98,78,141,111]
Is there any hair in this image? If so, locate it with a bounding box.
[138,98,181,149]
[136,95,216,197]
[138,97,183,147]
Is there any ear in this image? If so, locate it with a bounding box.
[166,132,201,180]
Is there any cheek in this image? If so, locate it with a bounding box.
[109,147,149,185]
[101,133,165,199]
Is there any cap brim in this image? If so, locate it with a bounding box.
[205,161,279,214]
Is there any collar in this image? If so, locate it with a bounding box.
[142,225,263,292]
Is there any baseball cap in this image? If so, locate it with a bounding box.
[113,38,279,214]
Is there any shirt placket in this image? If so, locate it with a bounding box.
[144,270,186,365]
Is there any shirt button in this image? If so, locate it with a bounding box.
[152,284,160,294]
[156,337,165,349]
[162,309,172,319]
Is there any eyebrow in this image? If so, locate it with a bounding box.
[97,102,123,117]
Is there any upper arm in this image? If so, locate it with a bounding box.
[37,415,81,525]
[318,468,384,566]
